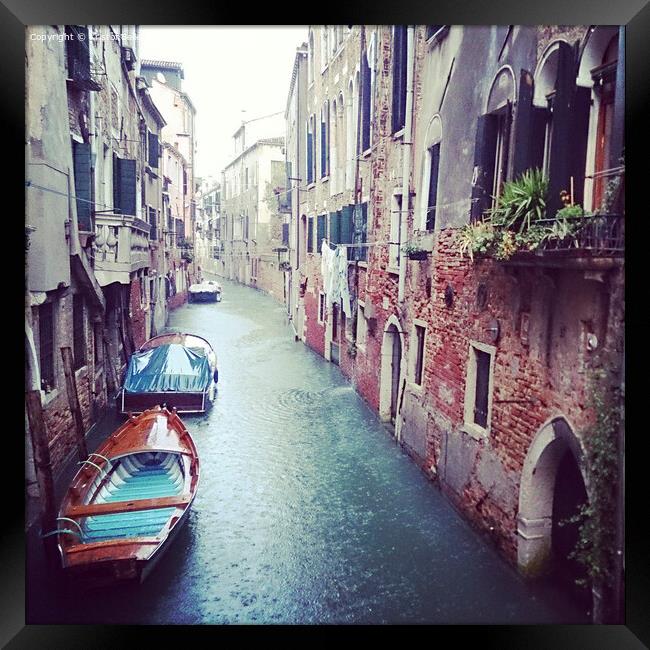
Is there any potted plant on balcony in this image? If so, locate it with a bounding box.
[401,242,429,261]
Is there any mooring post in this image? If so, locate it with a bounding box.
[60,347,88,461]
[25,390,59,565]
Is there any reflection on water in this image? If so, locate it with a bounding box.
[27,278,590,624]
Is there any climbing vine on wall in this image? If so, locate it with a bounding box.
[562,353,623,592]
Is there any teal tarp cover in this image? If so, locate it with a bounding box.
[124,343,212,393]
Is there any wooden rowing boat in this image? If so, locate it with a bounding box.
[56,406,200,586]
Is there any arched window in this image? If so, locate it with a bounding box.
[337,91,345,190]
[346,78,355,189]
[578,27,621,212]
[420,115,442,231]
[330,98,338,194]
[321,26,329,70]
[469,67,515,220]
[308,31,314,85]
[320,101,329,178]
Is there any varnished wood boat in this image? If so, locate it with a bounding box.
[56,406,200,586]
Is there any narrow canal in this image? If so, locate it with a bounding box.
[27,278,590,624]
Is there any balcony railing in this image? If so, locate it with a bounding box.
[93,212,151,286]
[534,214,624,256]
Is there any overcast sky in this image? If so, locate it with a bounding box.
[139,26,308,182]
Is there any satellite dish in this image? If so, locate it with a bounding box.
[156,72,166,84]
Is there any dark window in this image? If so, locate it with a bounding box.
[321,102,329,178]
[426,143,440,231]
[148,131,159,168]
[72,140,93,231]
[73,295,86,370]
[65,26,99,91]
[307,118,315,184]
[319,293,326,322]
[340,205,354,250]
[94,323,103,364]
[307,217,314,252]
[361,49,371,152]
[470,104,511,221]
[414,325,425,385]
[183,169,188,196]
[148,206,157,240]
[39,302,55,391]
[426,25,445,40]
[474,348,491,428]
[317,214,326,253]
[392,26,408,134]
[352,202,368,261]
[282,223,289,246]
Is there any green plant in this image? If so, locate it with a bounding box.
[488,168,548,232]
[456,221,497,261]
[560,355,622,596]
[401,242,426,255]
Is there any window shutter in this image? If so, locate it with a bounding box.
[340,205,354,248]
[329,211,340,245]
[547,41,576,216]
[307,131,313,184]
[392,26,407,134]
[512,69,536,179]
[112,153,121,213]
[72,140,92,231]
[426,143,440,231]
[307,216,314,252]
[148,131,159,168]
[361,54,371,152]
[118,158,137,217]
[317,214,326,252]
[352,202,368,261]
[569,85,591,207]
[470,114,498,221]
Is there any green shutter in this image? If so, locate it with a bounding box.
[72,140,92,231]
[329,211,340,245]
[317,214,326,252]
[307,216,314,252]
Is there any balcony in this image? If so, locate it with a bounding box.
[498,214,624,269]
[459,166,624,270]
[92,212,151,286]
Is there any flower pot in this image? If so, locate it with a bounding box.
[407,250,428,261]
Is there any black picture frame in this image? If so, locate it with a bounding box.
[7,0,647,646]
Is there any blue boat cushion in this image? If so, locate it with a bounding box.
[123,343,212,393]
[81,452,184,543]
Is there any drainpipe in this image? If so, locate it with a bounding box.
[398,26,415,304]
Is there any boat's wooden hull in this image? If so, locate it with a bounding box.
[119,389,211,414]
[57,407,199,587]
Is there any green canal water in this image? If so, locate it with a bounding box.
[27,278,590,624]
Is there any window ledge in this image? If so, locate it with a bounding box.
[392,128,405,140]
[407,381,424,396]
[357,261,368,268]
[461,422,490,441]
[387,266,400,276]
[321,175,330,183]
[41,387,60,407]
[362,148,372,159]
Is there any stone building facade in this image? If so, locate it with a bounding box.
[283,24,624,621]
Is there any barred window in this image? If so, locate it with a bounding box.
[39,302,55,390]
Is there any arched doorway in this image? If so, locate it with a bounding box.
[517,417,591,606]
[379,316,404,426]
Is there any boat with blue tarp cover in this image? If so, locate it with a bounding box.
[56,406,200,586]
[118,333,218,414]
